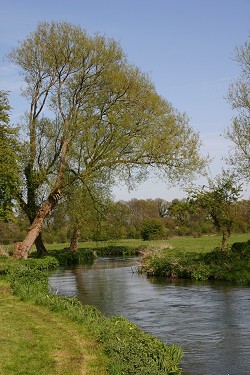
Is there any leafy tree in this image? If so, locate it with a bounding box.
[67,181,113,250]
[233,199,250,232]
[125,198,160,235]
[225,38,250,180]
[140,218,166,241]
[0,91,20,222]
[188,171,243,250]
[8,21,206,259]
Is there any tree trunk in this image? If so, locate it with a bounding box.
[35,232,48,257]
[70,228,80,252]
[220,229,230,251]
[14,189,61,259]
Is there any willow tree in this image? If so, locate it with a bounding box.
[8,21,206,259]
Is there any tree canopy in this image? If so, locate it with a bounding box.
[225,38,250,180]
[7,21,207,258]
[0,91,20,221]
[188,171,243,250]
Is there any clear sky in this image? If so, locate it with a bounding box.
[0,0,249,201]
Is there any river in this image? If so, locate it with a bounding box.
[49,257,250,375]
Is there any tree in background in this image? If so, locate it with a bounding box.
[125,199,160,238]
[225,38,250,180]
[66,181,113,251]
[140,218,166,241]
[0,91,20,222]
[188,171,243,250]
[8,21,207,258]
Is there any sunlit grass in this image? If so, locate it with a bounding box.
[0,280,108,375]
[45,233,250,254]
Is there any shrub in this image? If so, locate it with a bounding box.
[141,218,166,241]
[95,245,141,257]
[46,248,95,266]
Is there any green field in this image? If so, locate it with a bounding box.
[44,232,250,254]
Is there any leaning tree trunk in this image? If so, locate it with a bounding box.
[14,189,61,259]
[70,227,80,252]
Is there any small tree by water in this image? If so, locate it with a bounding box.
[188,171,243,251]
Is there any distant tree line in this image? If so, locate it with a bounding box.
[1,196,249,246]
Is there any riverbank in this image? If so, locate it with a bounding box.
[0,256,183,375]
[0,280,108,375]
[141,239,250,284]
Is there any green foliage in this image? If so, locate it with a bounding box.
[40,248,95,266]
[8,21,207,257]
[0,91,20,221]
[141,218,166,241]
[225,38,250,180]
[95,245,142,257]
[1,257,183,374]
[142,240,250,284]
[188,171,243,249]
[0,215,29,244]
[99,316,182,374]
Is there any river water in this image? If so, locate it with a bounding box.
[49,257,250,375]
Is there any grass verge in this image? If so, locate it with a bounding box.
[0,256,183,374]
[0,279,108,375]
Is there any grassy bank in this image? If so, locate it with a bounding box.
[0,256,183,375]
[0,280,108,375]
[141,239,250,284]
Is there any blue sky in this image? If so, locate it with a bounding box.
[0,0,249,201]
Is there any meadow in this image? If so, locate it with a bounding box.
[44,232,250,255]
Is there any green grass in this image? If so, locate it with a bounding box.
[0,280,108,375]
[163,233,250,254]
[42,233,250,259]
[3,233,249,258]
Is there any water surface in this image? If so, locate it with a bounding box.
[49,257,250,375]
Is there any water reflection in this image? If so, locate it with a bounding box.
[49,257,250,375]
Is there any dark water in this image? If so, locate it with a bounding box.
[49,257,250,375]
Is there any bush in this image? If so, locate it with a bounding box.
[231,240,250,256]
[45,248,95,266]
[141,218,166,241]
[95,245,141,257]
